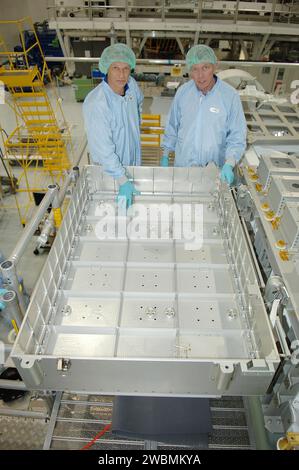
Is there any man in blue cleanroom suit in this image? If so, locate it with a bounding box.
[83,43,143,208]
[161,45,247,185]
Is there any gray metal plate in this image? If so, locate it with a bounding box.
[11,166,279,395]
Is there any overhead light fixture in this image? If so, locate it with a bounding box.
[152,31,156,38]
[272,129,288,137]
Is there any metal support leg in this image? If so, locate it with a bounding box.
[244,397,272,450]
[43,392,63,450]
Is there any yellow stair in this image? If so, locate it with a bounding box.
[0,67,39,87]
[0,17,73,223]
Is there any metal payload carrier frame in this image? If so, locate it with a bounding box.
[11,166,280,396]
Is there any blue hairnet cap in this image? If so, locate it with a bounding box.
[99,43,136,74]
[186,45,217,70]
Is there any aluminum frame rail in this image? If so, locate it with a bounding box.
[240,151,299,438]
[244,102,299,145]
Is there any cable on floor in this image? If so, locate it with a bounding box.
[80,423,112,450]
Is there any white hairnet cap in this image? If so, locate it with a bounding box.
[99,43,136,74]
[186,45,217,70]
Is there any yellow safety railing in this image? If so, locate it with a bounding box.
[141,114,163,147]
[140,114,175,166]
[0,17,73,224]
[141,114,163,166]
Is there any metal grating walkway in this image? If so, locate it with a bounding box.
[44,393,253,450]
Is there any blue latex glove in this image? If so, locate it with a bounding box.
[160,155,169,167]
[0,288,8,311]
[220,163,234,186]
[117,181,140,209]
